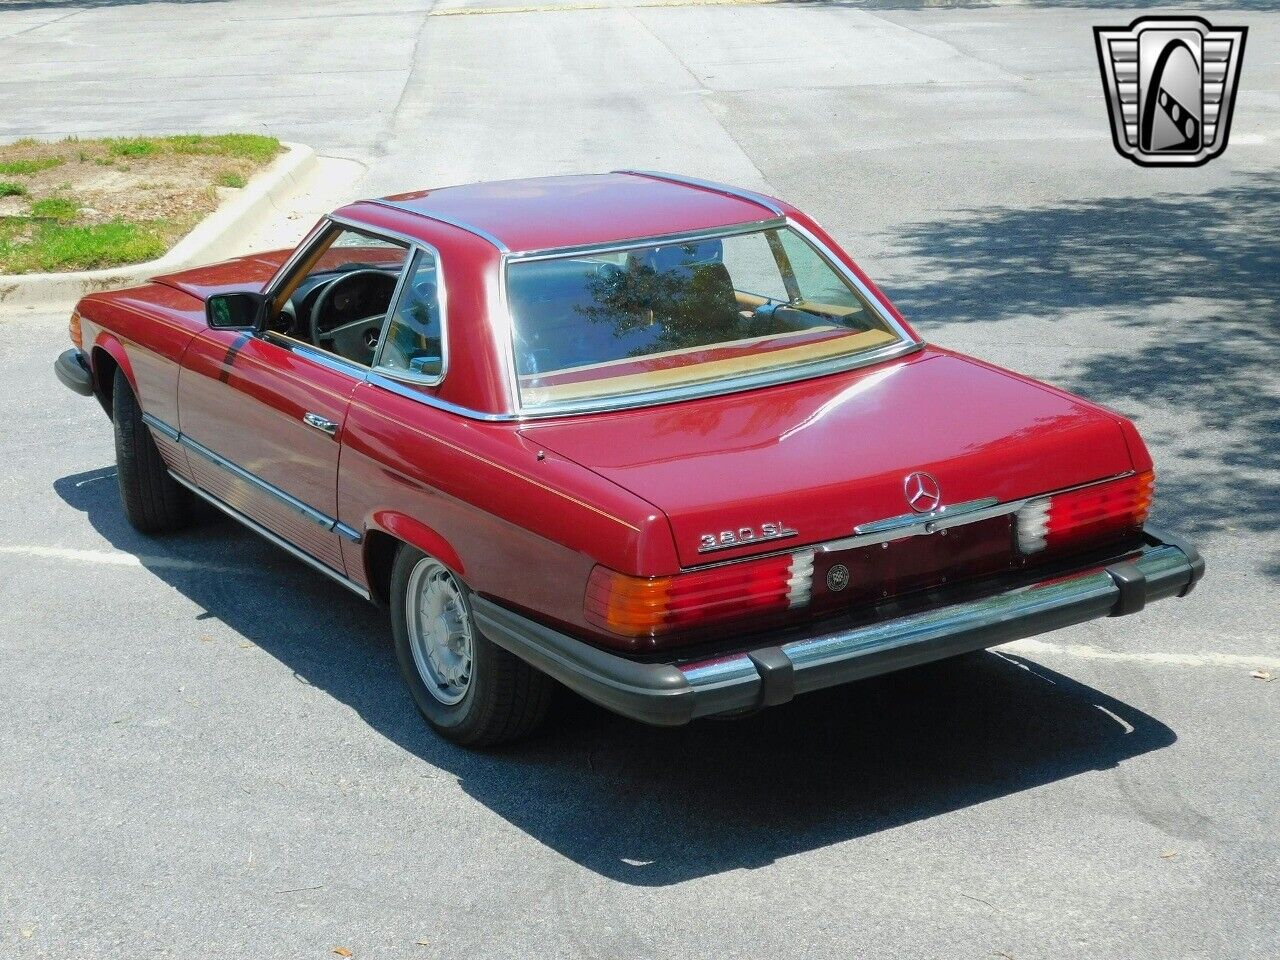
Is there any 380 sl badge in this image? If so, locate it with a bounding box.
[699,522,798,554]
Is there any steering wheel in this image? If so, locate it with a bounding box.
[309,269,399,364]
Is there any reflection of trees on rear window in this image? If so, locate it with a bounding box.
[507,226,901,407]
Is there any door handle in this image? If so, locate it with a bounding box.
[303,412,339,437]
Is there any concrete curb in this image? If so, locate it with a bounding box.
[0,142,317,314]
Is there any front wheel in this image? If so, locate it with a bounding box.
[112,368,193,534]
[390,547,554,747]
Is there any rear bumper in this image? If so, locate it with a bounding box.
[55,348,94,397]
[473,527,1204,727]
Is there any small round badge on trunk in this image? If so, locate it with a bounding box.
[826,564,850,592]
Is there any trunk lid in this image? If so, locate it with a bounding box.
[522,350,1135,569]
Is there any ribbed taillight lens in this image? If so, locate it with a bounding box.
[585,551,814,640]
[1016,471,1153,554]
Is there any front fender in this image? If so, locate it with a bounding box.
[89,332,137,413]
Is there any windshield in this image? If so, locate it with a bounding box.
[506,226,906,410]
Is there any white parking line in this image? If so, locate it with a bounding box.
[0,544,246,575]
[2,542,1276,673]
[1000,638,1280,673]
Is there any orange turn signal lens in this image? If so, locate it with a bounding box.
[585,551,813,641]
[69,309,83,350]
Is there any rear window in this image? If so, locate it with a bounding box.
[506,226,905,410]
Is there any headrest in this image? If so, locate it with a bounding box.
[630,239,724,274]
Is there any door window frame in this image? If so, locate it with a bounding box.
[260,214,449,386]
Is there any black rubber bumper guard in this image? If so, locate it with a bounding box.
[55,348,95,397]
[472,528,1204,727]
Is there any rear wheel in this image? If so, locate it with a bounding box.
[112,368,193,534]
[390,546,553,747]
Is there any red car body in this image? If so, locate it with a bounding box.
[56,172,1203,731]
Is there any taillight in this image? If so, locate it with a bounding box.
[585,550,814,641]
[69,309,83,350]
[1016,471,1153,554]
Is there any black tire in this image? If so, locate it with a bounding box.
[390,546,553,747]
[112,368,193,534]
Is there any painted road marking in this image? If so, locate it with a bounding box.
[1000,638,1280,672]
[0,544,246,575]
[2,542,1276,672]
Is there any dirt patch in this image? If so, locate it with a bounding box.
[0,134,282,274]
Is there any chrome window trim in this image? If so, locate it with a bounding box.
[170,472,370,601]
[369,244,449,388]
[263,334,371,378]
[364,370,515,422]
[361,197,511,253]
[500,219,921,419]
[255,209,920,423]
[142,412,363,544]
[612,169,786,218]
[261,214,448,385]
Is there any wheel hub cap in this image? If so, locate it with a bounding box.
[406,559,473,705]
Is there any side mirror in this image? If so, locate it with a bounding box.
[206,291,268,331]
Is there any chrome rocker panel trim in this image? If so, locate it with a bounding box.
[169,472,370,601]
[141,412,362,543]
[471,528,1204,727]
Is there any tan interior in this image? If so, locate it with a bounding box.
[520,327,898,406]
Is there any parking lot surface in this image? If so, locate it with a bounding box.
[1,1,1277,957]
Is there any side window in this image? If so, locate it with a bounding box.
[775,230,865,314]
[719,232,789,303]
[272,225,409,368]
[376,250,445,381]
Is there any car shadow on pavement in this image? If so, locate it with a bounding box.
[57,465,1177,887]
[882,173,1280,553]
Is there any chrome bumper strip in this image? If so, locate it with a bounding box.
[474,531,1202,727]
[678,539,1199,718]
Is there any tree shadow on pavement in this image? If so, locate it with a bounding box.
[882,174,1280,547]
[56,466,1176,887]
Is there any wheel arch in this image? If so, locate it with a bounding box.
[361,513,467,608]
[90,334,137,417]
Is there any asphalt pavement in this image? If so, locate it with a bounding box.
[1,1,1277,958]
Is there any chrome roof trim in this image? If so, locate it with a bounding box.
[361,198,511,253]
[613,169,786,218]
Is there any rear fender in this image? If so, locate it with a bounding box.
[368,511,466,576]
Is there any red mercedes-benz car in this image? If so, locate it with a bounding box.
[55,172,1203,746]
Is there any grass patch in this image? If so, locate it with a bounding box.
[0,156,64,175]
[0,219,169,273]
[30,197,80,221]
[108,137,158,157]
[166,134,280,162]
[0,133,283,274]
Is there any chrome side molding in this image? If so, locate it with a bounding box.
[141,412,362,544]
[169,472,370,601]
